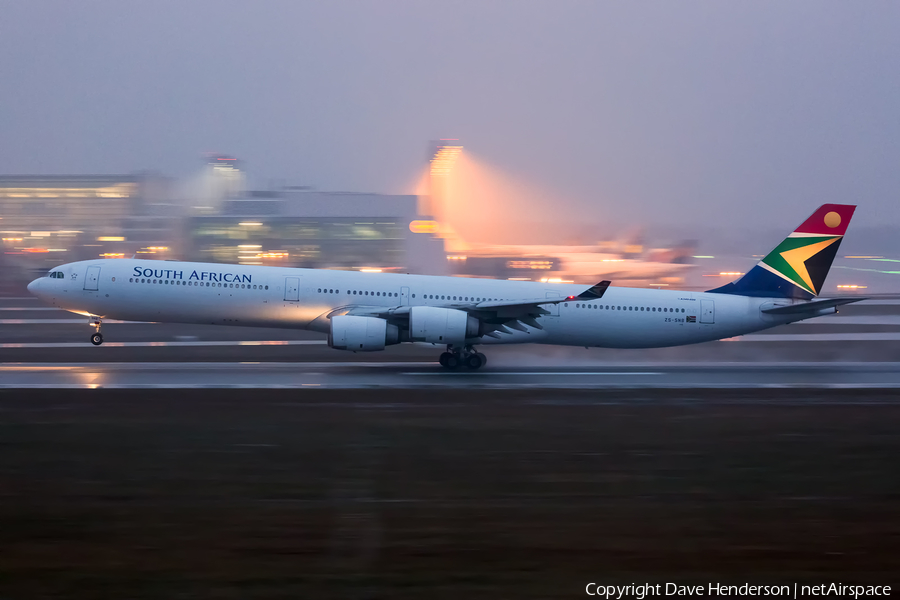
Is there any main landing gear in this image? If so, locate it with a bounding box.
[439,345,487,370]
[89,317,103,346]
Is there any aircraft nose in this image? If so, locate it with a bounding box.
[27,278,40,296]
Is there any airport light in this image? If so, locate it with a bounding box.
[430,145,463,175]
[239,222,263,227]
[97,236,126,242]
[409,220,438,234]
[508,260,551,270]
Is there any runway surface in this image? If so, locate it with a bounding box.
[4,361,900,389]
[2,294,898,386]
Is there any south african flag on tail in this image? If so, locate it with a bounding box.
[707,204,856,300]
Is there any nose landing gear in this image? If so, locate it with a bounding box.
[89,317,103,346]
[439,345,486,370]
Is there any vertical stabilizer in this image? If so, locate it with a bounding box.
[707,204,856,299]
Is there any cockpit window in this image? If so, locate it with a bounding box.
[47,271,63,279]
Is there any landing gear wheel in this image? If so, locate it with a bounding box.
[475,352,487,367]
[440,352,460,369]
[90,333,104,346]
[465,353,484,370]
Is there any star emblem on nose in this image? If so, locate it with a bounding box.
[71,273,77,280]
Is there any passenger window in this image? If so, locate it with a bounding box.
[412,294,416,298]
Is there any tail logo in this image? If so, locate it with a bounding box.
[758,234,842,295]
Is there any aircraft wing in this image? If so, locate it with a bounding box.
[343,280,613,336]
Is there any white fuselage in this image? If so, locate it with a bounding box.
[28,259,804,349]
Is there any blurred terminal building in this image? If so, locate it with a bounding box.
[0,155,448,289]
[1,146,693,291]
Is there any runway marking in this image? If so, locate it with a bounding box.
[2,383,900,391]
[795,316,900,325]
[0,319,131,324]
[0,340,328,348]
[1,361,899,370]
[0,361,432,370]
[738,333,900,341]
[402,372,664,376]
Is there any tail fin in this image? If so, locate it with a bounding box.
[707,204,856,299]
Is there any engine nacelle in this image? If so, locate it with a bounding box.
[328,315,399,352]
[409,306,481,345]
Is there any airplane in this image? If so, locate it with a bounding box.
[27,204,862,370]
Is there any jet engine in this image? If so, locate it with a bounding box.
[329,315,399,351]
[409,306,481,345]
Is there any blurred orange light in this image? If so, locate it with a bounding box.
[409,220,438,234]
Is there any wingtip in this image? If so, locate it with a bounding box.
[577,280,612,300]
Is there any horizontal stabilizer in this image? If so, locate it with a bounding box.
[761,297,865,315]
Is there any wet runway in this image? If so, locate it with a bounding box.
[3,295,899,387]
[3,361,900,389]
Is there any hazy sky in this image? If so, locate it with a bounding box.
[2,1,898,230]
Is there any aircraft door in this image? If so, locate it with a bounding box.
[400,286,410,306]
[700,299,715,323]
[84,266,100,291]
[284,277,300,302]
[544,291,560,316]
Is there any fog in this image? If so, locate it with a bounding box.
[2,1,898,232]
